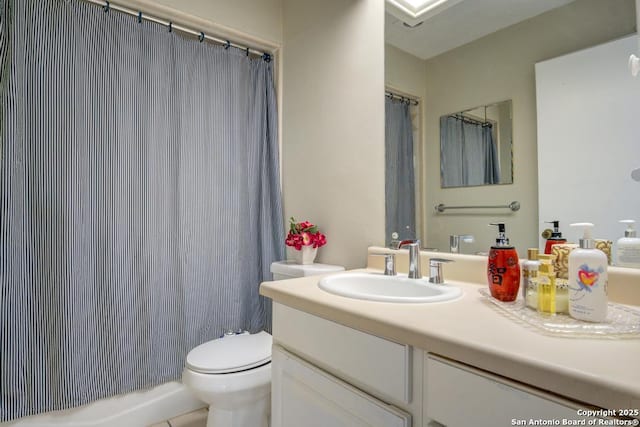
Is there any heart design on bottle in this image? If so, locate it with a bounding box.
[578,269,598,287]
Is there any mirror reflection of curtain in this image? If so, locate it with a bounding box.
[385,98,416,245]
[440,116,500,187]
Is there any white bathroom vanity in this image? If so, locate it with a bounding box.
[260,249,640,427]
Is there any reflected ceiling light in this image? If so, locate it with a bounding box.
[386,0,465,25]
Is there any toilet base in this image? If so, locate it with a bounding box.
[207,396,270,427]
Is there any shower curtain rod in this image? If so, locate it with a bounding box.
[84,0,271,60]
[448,113,492,127]
[385,91,419,106]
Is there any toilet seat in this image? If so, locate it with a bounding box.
[186,331,272,374]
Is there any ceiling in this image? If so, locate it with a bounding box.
[385,0,574,60]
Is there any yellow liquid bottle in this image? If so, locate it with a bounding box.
[537,254,556,314]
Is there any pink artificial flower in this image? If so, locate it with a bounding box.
[285,217,327,250]
[285,233,304,250]
[312,232,327,248]
[301,232,312,246]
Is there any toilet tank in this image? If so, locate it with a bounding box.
[270,261,345,281]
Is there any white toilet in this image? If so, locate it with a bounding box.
[182,331,272,427]
[183,261,344,427]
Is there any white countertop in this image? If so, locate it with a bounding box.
[260,266,640,411]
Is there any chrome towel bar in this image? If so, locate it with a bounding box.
[435,201,520,213]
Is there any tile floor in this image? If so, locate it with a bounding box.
[148,408,208,427]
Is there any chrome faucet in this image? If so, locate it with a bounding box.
[449,234,474,254]
[399,239,422,279]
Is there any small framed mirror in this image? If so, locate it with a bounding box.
[440,100,513,188]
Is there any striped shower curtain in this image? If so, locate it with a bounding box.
[0,0,284,421]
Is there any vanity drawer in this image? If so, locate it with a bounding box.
[424,355,600,427]
[272,303,411,404]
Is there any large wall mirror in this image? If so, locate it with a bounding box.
[440,100,513,188]
[384,0,638,263]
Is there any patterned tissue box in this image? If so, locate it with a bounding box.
[552,240,613,279]
[551,244,578,279]
[594,239,613,265]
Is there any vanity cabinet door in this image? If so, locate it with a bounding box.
[272,345,411,427]
[424,355,601,427]
[272,302,412,404]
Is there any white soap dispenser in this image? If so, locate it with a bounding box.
[617,220,640,268]
[568,223,608,322]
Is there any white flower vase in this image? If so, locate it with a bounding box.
[293,246,318,265]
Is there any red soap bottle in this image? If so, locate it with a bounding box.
[544,220,566,254]
[487,223,520,302]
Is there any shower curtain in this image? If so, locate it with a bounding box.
[0,0,284,421]
[385,97,416,244]
[440,116,500,187]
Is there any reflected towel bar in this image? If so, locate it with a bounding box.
[435,201,520,213]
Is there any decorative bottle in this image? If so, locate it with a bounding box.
[487,223,520,302]
[522,248,539,303]
[616,220,640,268]
[544,220,567,254]
[568,223,608,322]
[536,254,556,315]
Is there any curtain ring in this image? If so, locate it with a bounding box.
[224,40,231,50]
[168,22,172,33]
[199,32,205,42]
[246,47,249,56]
[262,53,271,63]
[138,11,142,23]
[103,1,109,12]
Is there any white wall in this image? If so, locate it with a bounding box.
[420,0,635,256]
[282,0,385,269]
[536,35,640,253]
[145,0,283,46]
[385,44,427,99]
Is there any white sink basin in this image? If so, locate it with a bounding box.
[317,273,462,303]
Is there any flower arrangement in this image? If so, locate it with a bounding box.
[285,217,327,250]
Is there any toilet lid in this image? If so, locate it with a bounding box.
[186,331,272,374]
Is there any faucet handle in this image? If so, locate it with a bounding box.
[388,232,401,249]
[371,253,396,276]
[399,239,421,249]
[449,234,474,254]
[429,258,453,285]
